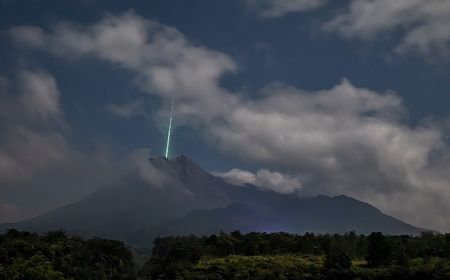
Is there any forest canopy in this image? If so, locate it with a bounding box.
[3,230,450,280]
[141,230,450,280]
[0,229,136,280]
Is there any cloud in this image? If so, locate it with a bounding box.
[244,0,326,17]
[5,12,236,222]
[19,71,62,121]
[9,11,237,122]
[0,70,123,223]
[127,149,169,186]
[0,128,70,181]
[0,71,67,181]
[210,80,450,230]
[240,0,450,56]
[0,71,61,126]
[324,0,450,55]
[9,11,450,231]
[213,168,302,194]
[0,202,29,224]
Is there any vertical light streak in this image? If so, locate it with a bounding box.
[165,94,174,158]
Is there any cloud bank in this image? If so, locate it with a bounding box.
[213,168,302,194]
[242,0,450,56]
[8,11,450,231]
[0,70,67,181]
[325,0,450,55]
[9,12,236,123]
[0,70,138,223]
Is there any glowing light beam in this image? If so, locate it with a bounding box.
[165,94,175,159]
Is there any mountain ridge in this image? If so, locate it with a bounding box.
[0,155,425,245]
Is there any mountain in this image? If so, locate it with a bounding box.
[1,155,424,245]
[158,203,263,236]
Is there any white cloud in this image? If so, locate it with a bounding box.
[0,71,67,181]
[213,80,450,231]
[0,71,123,223]
[241,0,450,56]
[128,149,169,186]
[9,11,237,122]
[19,71,62,121]
[9,11,450,231]
[209,80,450,230]
[324,0,450,55]
[0,71,61,125]
[213,168,302,194]
[245,0,326,17]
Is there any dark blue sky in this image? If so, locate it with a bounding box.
[1,0,449,169]
[1,0,450,230]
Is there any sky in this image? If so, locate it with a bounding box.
[1,0,450,232]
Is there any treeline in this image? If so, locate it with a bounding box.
[141,231,450,280]
[0,229,136,280]
[151,230,450,261]
[3,229,450,280]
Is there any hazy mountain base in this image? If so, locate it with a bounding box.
[1,156,424,246]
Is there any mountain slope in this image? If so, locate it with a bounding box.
[159,203,263,236]
[1,155,424,245]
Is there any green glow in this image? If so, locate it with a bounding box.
[165,94,174,158]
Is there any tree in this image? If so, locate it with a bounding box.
[321,243,353,280]
[0,230,136,279]
[324,248,352,272]
[366,232,392,267]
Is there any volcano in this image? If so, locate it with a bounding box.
[1,155,424,245]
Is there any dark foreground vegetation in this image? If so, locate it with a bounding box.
[0,229,136,280]
[141,231,450,280]
[3,230,450,280]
